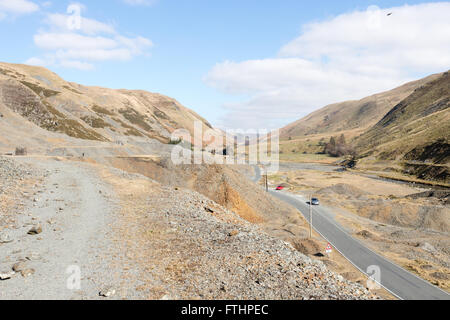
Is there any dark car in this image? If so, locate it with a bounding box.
[311,198,320,205]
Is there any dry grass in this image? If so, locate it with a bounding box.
[271,169,418,197]
[92,105,115,116]
[280,73,441,139]
[0,62,219,147]
[377,173,450,188]
[279,153,339,164]
[20,80,60,98]
[271,164,450,292]
[355,72,449,159]
[217,182,264,223]
[119,107,153,132]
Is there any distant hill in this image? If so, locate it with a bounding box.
[277,71,449,183]
[0,62,219,154]
[280,73,442,140]
[355,71,449,162]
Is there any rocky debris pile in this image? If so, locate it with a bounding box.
[99,287,116,298]
[0,156,29,194]
[0,156,42,194]
[27,225,42,235]
[121,183,377,300]
[0,156,44,230]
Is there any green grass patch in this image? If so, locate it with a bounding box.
[51,119,108,141]
[81,116,113,129]
[62,85,82,95]
[20,81,60,98]
[119,107,153,132]
[44,102,66,118]
[124,128,144,137]
[92,105,115,116]
[42,102,108,141]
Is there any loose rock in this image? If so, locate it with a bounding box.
[0,271,15,280]
[99,287,116,298]
[0,233,13,244]
[20,269,35,278]
[28,225,42,235]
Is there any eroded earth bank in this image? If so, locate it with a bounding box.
[0,155,379,300]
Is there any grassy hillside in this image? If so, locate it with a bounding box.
[280,73,441,140]
[0,62,217,149]
[355,71,449,161]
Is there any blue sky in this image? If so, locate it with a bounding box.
[0,0,449,129]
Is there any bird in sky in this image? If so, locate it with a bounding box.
[387,12,393,16]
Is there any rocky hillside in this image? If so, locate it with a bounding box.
[280,73,441,140]
[0,62,218,153]
[355,71,450,161]
[105,156,311,245]
[0,156,376,299]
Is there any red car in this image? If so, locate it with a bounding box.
[275,186,285,191]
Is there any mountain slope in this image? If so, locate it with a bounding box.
[355,71,450,161]
[280,73,442,139]
[0,62,216,153]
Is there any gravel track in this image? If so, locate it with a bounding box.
[0,157,124,299]
[1,157,378,300]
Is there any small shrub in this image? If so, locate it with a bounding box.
[15,147,27,156]
[323,134,355,157]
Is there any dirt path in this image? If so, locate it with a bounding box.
[0,158,130,300]
[1,157,380,300]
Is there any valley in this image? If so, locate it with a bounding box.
[0,62,448,300]
[266,162,449,296]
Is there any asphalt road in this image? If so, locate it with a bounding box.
[252,166,450,300]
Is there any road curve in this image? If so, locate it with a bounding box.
[252,166,450,300]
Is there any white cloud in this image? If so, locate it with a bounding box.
[122,0,156,6]
[0,0,38,18]
[28,5,153,70]
[35,33,118,51]
[44,13,115,35]
[59,60,94,70]
[24,57,47,66]
[205,2,450,130]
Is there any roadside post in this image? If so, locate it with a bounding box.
[264,167,268,192]
[325,243,333,257]
[309,193,313,238]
